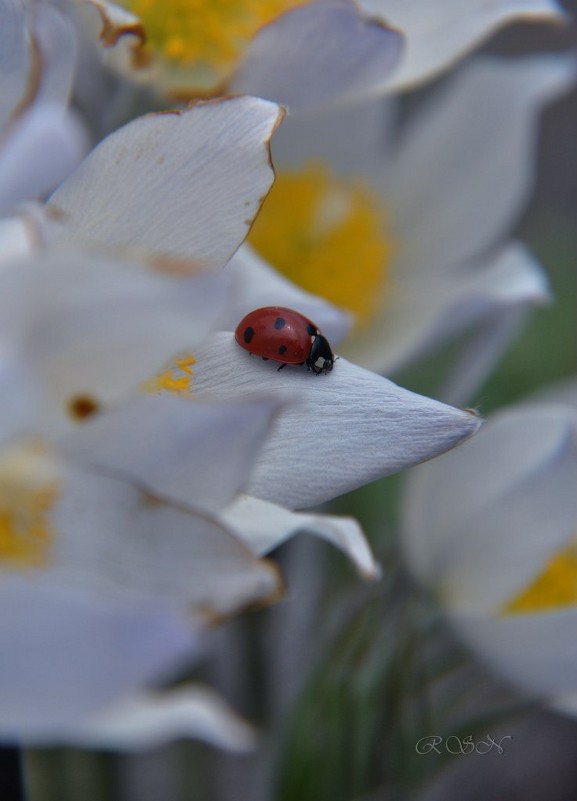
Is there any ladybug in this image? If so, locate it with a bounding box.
[235,306,335,374]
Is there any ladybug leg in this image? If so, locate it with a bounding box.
[262,357,269,361]
[277,363,287,372]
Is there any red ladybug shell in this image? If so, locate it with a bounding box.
[234,307,334,374]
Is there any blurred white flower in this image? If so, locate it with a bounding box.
[0,242,383,745]
[0,238,290,748]
[83,0,404,109]
[240,55,575,403]
[0,248,232,442]
[358,0,567,90]
[402,396,577,715]
[0,0,88,214]
[82,0,564,110]
[0,429,283,747]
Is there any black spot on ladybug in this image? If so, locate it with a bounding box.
[234,307,335,375]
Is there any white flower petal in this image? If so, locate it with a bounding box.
[389,55,577,271]
[0,348,39,446]
[403,405,577,613]
[0,216,37,266]
[181,332,480,509]
[270,95,397,179]
[63,395,285,513]
[0,0,30,130]
[223,494,380,579]
[230,1,404,111]
[438,307,531,407]
[219,245,352,345]
[48,97,283,268]
[527,378,577,410]
[450,608,577,699]
[347,242,549,375]
[0,248,229,437]
[0,576,197,739]
[0,0,76,131]
[0,104,88,215]
[82,0,145,49]
[58,686,256,752]
[53,471,282,615]
[33,0,78,106]
[360,0,566,90]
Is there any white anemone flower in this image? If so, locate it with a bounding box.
[0,244,294,748]
[402,398,577,715]
[81,0,404,108]
[81,0,564,110]
[237,54,575,404]
[0,396,286,748]
[0,0,88,214]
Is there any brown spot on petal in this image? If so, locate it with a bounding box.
[150,254,209,276]
[68,394,101,421]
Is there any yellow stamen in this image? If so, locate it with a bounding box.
[122,0,308,85]
[144,353,196,396]
[0,442,60,569]
[249,161,393,329]
[503,544,577,614]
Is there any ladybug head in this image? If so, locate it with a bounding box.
[307,334,334,375]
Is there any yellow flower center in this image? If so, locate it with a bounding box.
[122,0,308,86]
[0,442,60,569]
[503,544,577,614]
[145,353,196,396]
[248,161,393,329]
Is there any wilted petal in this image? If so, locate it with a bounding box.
[360,0,566,90]
[168,332,480,509]
[48,97,283,268]
[82,0,146,49]
[59,686,256,751]
[231,1,403,111]
[0,576,197,738]
[63,395,285,513]
[219,245,352,345]
[223,494,380,579]
[389,55,577,271]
